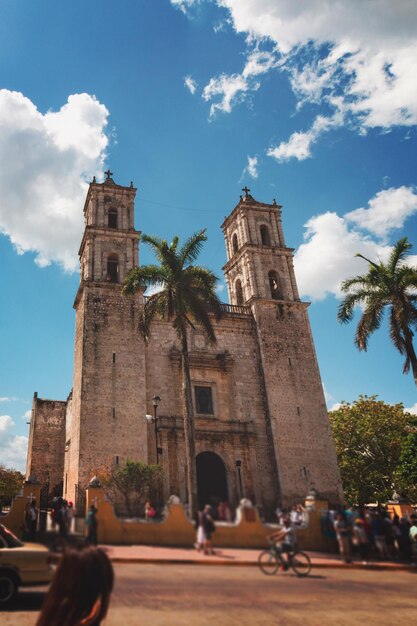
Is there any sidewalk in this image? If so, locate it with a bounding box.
[101,544,416,571]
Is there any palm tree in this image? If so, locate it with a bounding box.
[338,237,417,387]
[123,229,222,514]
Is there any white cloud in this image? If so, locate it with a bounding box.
[23,410,31,421]
[294,211,390,301]
[345,186,417,240]
[216,282,225,295]
[0,90,109,272]
[0,435,28,472]
[184,76,197,95]
[0,414,28,471]
[322,383,333,405]
[329,402,342,412]
[268,110,344,162]
[0,396,16,402]
[181,1,417,154]
[171,0,201,15]
[404,402,417,415]
[202,50,276,116]
[0,414,15,434]
[294,185,417,301]
[244,155,258,179]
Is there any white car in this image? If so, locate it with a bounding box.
[0,523,54,604]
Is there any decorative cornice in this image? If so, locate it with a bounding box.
[169,347,234,371]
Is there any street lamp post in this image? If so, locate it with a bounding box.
[146,395,161,464]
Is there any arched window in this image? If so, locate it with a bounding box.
[107,254,119,283]
[108,208,118,229]
[232,233,239,254]
[260,224,270,246]
[235,279,244,305]
[268,270,282,300]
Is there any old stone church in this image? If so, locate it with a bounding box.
[26,173,343,515]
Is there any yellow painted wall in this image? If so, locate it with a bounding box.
[86,488,336,551]
[1,483,41,538]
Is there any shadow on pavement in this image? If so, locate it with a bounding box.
[5,590,46,612]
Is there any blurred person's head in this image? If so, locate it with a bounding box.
[36,546,114,626]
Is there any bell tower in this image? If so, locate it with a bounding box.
[222,187,299,306]
[222,188,343,506]
[64,171,147,507]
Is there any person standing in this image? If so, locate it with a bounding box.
[334,512,352,563]
[57,500,69,539]
[202,504,216,555]
[352,518,369,564]
[145,500,156,521]
[86,504,98,545]
[24,500,38,541]
[409,518,417,561]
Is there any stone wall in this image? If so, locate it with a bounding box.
[251,299,344,506]
[64,283,147,507]
[25,394,66,497]
[144,309,279,515]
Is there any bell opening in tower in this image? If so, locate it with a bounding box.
[107,255,119,283]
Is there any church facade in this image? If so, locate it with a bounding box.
[26,174,343,515]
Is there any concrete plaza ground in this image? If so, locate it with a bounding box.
[1,546,416,625]
[2,563,416,626]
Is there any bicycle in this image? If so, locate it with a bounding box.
[258,540,312,577]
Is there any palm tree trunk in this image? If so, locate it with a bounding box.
[180,325,198,516]
[403,325,417,387]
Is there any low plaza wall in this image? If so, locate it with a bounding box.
[86,487,337,551]
[1,482,41,538]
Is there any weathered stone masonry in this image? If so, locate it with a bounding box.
[26,175,343,515]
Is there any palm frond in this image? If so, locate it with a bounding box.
[337,290,383,323]
[182,290,218,344]
[123,265,169,295]
[354,302,385,351]
[388,237,412,274]
[139,292,167,341]
[340,274,378,293]
[388,307,406,356]
[179,229,207,266]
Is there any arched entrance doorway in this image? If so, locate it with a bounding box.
[196,451,228,509]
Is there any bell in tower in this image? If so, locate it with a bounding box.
[221,187,300,306]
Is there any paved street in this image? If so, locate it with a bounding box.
[2,563,416,625]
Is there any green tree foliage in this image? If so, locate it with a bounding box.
[99,460,162,517]
[396,420,417,501]
[338,237,417,386]
[329,396,417,504]
[0,464,24,510]
[123,230,222,514]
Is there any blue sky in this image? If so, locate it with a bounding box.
[1,0,417,470]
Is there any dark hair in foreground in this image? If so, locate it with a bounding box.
[36,546,114,626]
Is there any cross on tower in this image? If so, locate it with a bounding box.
[242,186,250,196]
[105,169,113,180]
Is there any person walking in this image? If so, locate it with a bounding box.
[202,504,216,555]
[86,504,98,545]
[194,509,206,552]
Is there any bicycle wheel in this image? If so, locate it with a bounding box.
[290,551,311,576]
[258,550,279,575]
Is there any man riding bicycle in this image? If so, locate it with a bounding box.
[268,516,296,569]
